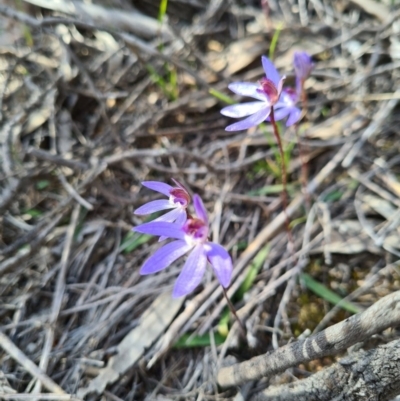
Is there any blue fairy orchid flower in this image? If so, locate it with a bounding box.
[221,56,286,131]
[293,51,314,95]
[221,55,310,130]
[293,51,314,80]
[134,179,190,226]
[268,87,302,127]
[133,194,233,298]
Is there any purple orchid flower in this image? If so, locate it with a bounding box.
[268,88,302,127]
[293,51,314,96]
[134,179,190,226]
[133,194,233,298]
[221,56,286,131]
[220,55,311,130]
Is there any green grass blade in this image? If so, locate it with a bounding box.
[158,0,169,22]
[120,232,152,253]
[209,88,236,105]
[300,273,361,314]
[174,332,225,348]
[268,22,283,60]
[236,244,270,300]
[248,184,287,196]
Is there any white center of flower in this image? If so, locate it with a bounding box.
[182,218,208,247]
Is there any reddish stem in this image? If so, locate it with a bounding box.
[294,126,311,211]
[297,81,311,210]
[222,287,247,339]
[269,107,294,249]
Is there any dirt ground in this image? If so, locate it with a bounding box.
[1,0,400,400]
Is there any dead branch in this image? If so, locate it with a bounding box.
[218,290,400,387]
[250,338,400,401]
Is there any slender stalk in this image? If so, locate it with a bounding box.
[222,287,246,339]
[269,107,294,249]
[297,80,311,210]
[294,127,311,210]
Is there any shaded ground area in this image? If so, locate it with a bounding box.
[1,0,400,400]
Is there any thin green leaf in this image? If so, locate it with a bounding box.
[300,273,361,314]
[174,332,226,348]
[158,0,168,22]
[323,190,344,202]
[36,180,50,190]
[217,308,231,337]
[248,184,285,196]
[236,244,270,300]
[268,22,283,60]
[120,232,152,254]
[23,209,43,218]
[209,88,236,105]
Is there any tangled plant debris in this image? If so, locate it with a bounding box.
[0,1,400,400]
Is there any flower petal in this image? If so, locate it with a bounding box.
[175,209,188,226]
[277,88,298,107]
[193,194,208,224]
[140,240,192,274]
[205,242,233,287]
[261,56,281,86]
[225,106,271,131]
[293,51,314,81]
[272,107,291,121]
[156,208,187,242]
[276,76,286,98]
[134,199,174,215]
[228,82,265,101]
[142,181,172,197]
[221,101,267,118]
[154,208,183,223]
[286,107,302,127]
[133,221,185,240]
[172,244,207,298]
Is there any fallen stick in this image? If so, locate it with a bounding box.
[217,290,400,387]
[251,338,400,401]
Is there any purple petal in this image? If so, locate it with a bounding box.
[205,242,232,287]
[172,244,207,298]
[286,107,302,127]
[272,107,291,121]
[142,181,172,197]
[261,56,280,86]
[175,209,188,226]
[225,106,271,131]
[140,240,192,274]
[221,101,267,118]
[293,51,314,81]
[228,82,265,101]
[156,208,187,242]
[134,199,174,215]
[193,194,208,224]
[278,88,298,106]
[154,208,184,223]
[133,221,185,240]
